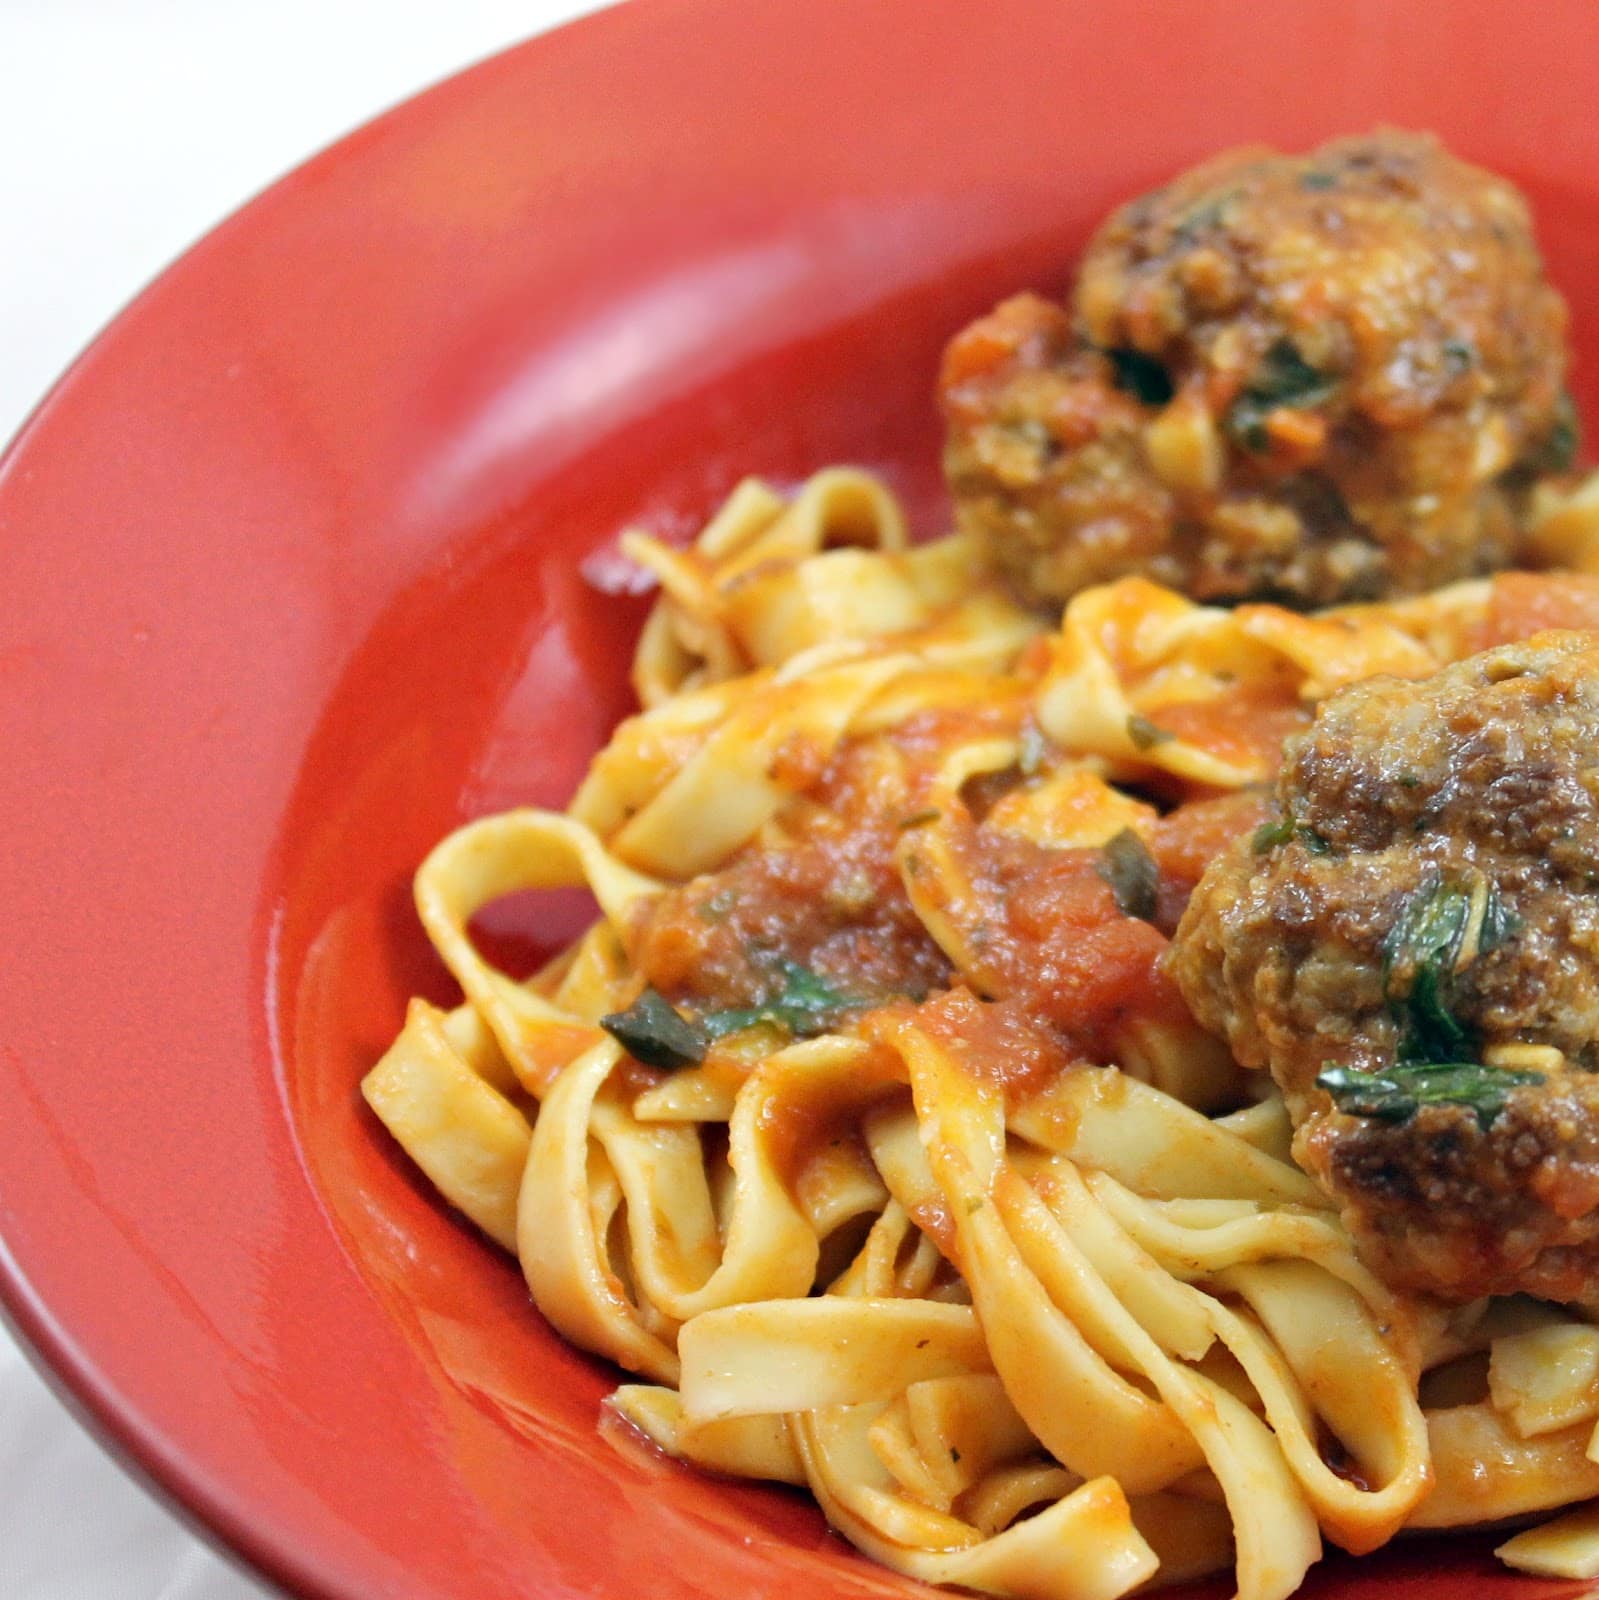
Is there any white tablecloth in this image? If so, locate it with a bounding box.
[0,4,602,1594]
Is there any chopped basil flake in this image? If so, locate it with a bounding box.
[1097,828,1160,922]
[1530,393,1581,475]
[1251,816,1330,855]
[1127,713,1174,751]
[1324,873,1531,1130]
[1316,1059,1543,1132]
[1382,877,1476,1064]
[1173,194,1233,242]
[701,960,863,1042]
[1226,339,1337,452]
[600,988,708,1070]
[1105,347,1175,407]
[1252,818,1296,853]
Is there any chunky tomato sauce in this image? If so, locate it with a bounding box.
[1478,570,1599,649]
[627,685,1267,1083]
[1149,689,1312,775]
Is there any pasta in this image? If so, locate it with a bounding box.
[362,465,1599,1599]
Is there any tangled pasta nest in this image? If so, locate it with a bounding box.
[364,470,1599,1599]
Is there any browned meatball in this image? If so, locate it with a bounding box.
[1170,631,1599,1304]
[942,131,1573,608]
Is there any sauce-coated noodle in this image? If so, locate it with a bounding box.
[365,470,1599,1597]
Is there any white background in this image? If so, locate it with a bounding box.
[0,4,604,1594]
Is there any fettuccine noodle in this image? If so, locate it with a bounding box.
[364,469,1599,1598]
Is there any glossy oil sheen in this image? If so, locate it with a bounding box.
[2,2,1599,1596]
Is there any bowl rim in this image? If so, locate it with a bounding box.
[6,3,1599,1597]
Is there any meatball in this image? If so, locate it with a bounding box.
[942,130,1573,609]
[1170,631,1599,1304]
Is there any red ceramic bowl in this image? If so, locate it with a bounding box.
[5,2,1599,1596]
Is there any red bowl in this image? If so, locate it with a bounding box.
[4,2,1599,1596]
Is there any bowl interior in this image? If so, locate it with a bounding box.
[6,3,1599,1597]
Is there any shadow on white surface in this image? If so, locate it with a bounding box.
[1,1336,269,1598]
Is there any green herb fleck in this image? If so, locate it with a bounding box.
[1319,874,1534,1129]
[898,809,942,830]
[1251,816,1330,855]
[1382,877,1476,1063]
[700,960,864,1043]
[1127,713,1174,751]
[1481,887,1524,952]
[965,1195,986,1215]
[1252,818,1296,854]
[1441,339,1477,374]
[1299,169,1338,191]
[1097,828,1160,922]
[600,987,708,1070]
[1226,339,1337,452]
[1530,392,1581,475]
[1105,347,1175,407]
[1173,194,1233,242]
[1316,1060,1543,1132]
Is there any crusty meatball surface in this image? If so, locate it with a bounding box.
[942,131,1573,609]
[1170,630,1599,1304]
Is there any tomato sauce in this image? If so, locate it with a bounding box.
[906,987,1082,1104]
[1150,790,1274,931]
[1477,570,1599,649]
[627,692,1265,1085]
[1146,689,1311,776]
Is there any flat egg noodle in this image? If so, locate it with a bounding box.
[362,469,1599,1598]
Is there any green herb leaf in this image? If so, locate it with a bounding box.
[1251,815,1331,855]
[1316,1064,1416,1122]
[601,988,709,1070]
[1383,875,1517,1065]
[1105,348,1175,407]
[1127,713,1174,751]
[1097,828,1160,922]
[1324,874,1532,1130]
[1226,339,1337,452]
[1481,887,1523,951]
[1530,392,1581,475]
[1299,169,1338,191]
[1173,194,1233,243]
[1317,1060,1543,1132]
[1382,877,1475,1064]
[701,960,863,1042]
[1252,818,1296,853]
